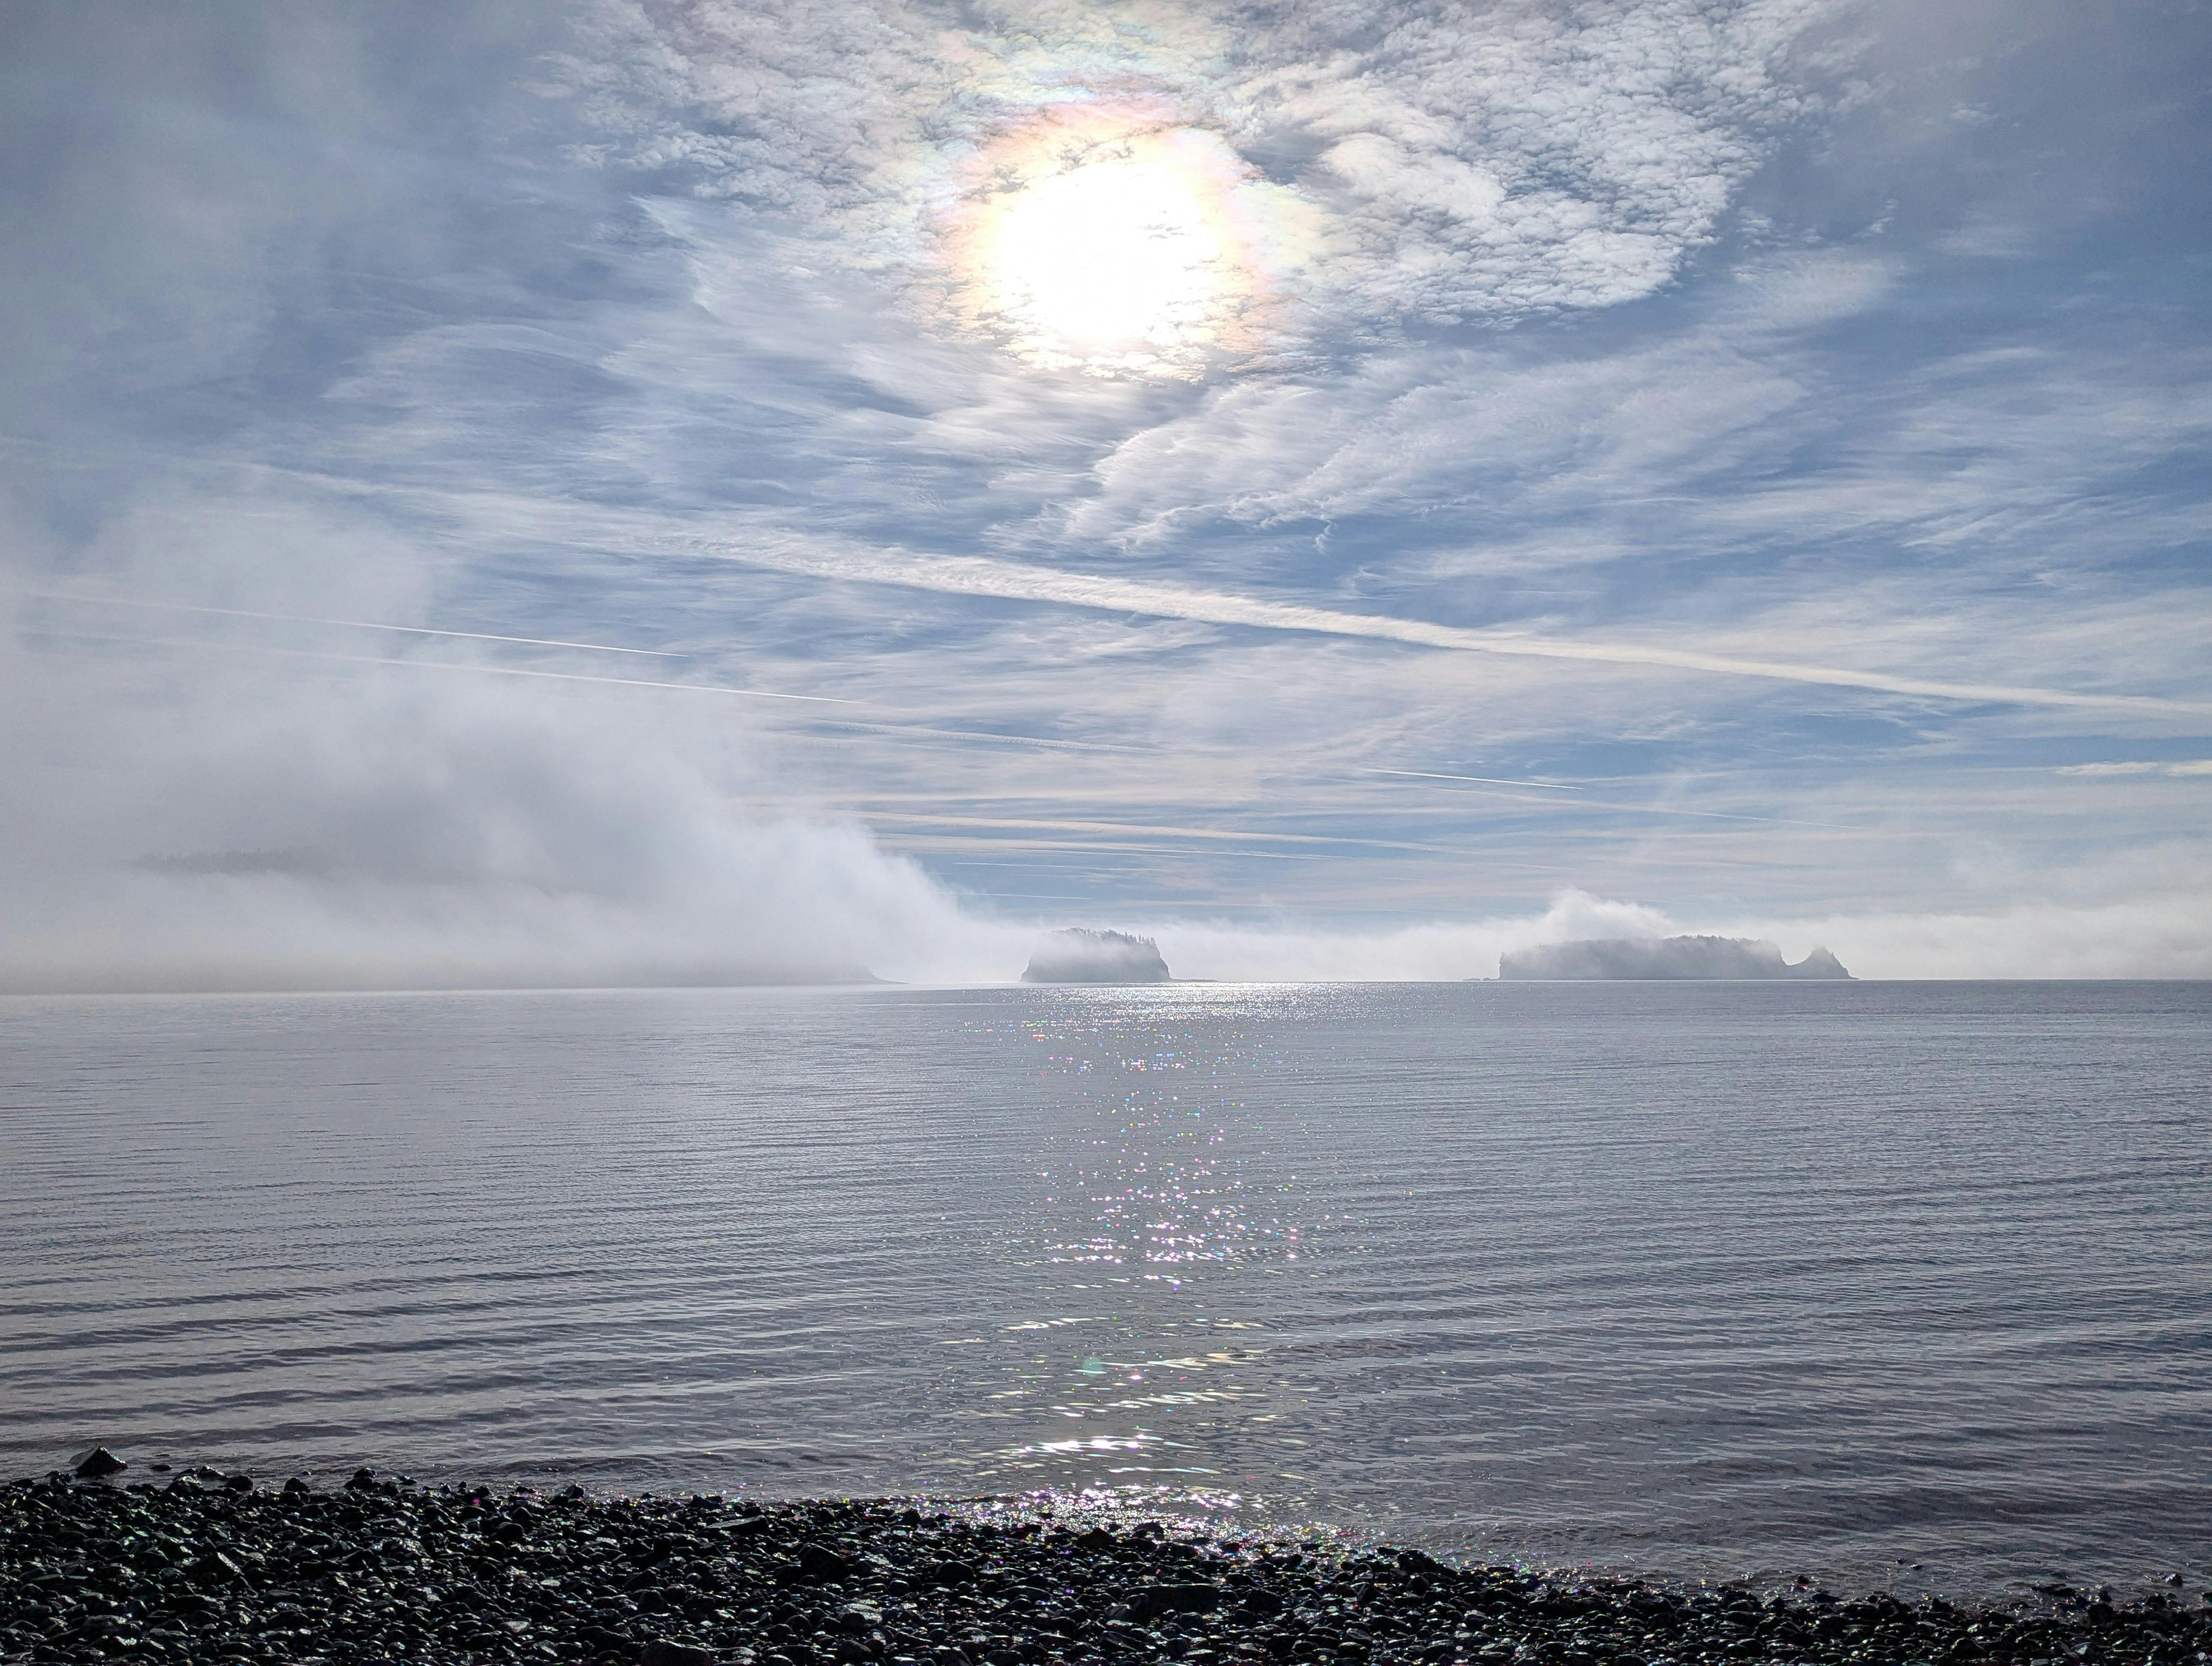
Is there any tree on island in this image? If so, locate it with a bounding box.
[1021,928,1172,984]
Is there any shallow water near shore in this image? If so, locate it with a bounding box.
[2,981,2207,1601]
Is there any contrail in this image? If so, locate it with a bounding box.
[31,630,848,703]
[683,534,2212,719]
[27,629,1138,752]
[894,837,1330,861]
[1365,768,1856,829]
[801,721,1136,755]
[1387,788,1856,831]
[12,459,2203,714]
[27,591,687,659]
[861,810,1452,853]
[1365,767,1582,791]
[24,594,1147,749]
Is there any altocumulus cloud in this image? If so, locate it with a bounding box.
[562,0,1852,349]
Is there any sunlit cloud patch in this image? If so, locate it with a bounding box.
[933,104,1323,378]
[933,107,1309,380]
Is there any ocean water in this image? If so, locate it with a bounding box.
[2,981,2207,1600]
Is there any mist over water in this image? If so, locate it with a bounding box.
[2,982,2207,1599]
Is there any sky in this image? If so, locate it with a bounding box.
[2,0,2208,988]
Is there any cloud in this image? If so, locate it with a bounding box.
[1731,895,2212,982]
[31,592,694,662]
[2056,760,2212,778]
[561,0,1856,353]
[1050,248,2212,598]
[1138,888,2212,982]
[0,595,1025,992]
[1146,889,1674,981]
[3,0,2207,993]
[10,552,2210,990]
[1058,249,1890,543]
[1497,934,1848,979]
[671,520,2211,717]
[1322,133,1506,225]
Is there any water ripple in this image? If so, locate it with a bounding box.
[2,981,2208,1598]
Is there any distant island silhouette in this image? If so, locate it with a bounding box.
[1500,935,1853,981]
[1021,928,1172,984]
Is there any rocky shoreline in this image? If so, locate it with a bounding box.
[4,1460,2206,1666]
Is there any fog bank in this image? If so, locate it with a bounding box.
[8,606,2210,992]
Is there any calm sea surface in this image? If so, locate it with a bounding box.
[2,982,2207,1599]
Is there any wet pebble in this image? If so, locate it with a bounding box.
[69,1449,125,1482]
[3,1463,2207,1666]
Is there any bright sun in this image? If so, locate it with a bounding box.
[944,115,1279,377]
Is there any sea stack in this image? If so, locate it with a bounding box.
[1020,927,1172,984]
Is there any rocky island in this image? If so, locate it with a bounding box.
[1499,936,1852,981]
[1020,928,1172,985]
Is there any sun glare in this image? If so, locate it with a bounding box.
[992,150,1230,365]
[943,115,1285,378]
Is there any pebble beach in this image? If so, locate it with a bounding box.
[5,1457,2207,1666]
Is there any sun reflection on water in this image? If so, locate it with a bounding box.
[956,989,1336,1509]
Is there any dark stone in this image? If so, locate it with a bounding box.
[1127,1584,1222,1622]
[800,1544,859,1583]
[640,1642,716,1666]
[72,1448,127,1480]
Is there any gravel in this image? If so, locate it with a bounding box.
[4,1465,2208,1666]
